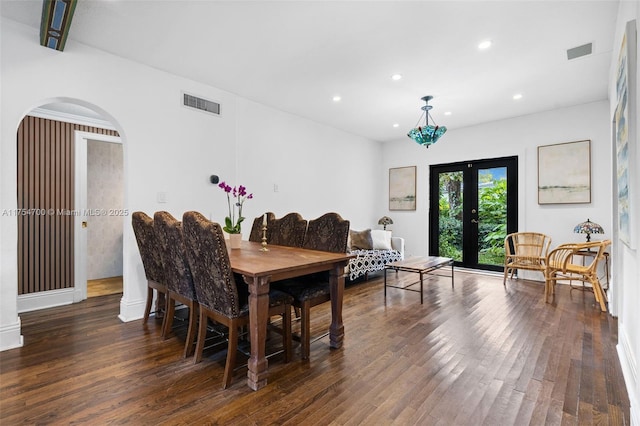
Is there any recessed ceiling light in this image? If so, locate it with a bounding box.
[332,95,341,102]
[391,74,403,81]
[393,123,399,128]
[513,93,523,100]
[444,111,452,116]
[478,40,492,50]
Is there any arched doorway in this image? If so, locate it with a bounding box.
[15,100,125,313]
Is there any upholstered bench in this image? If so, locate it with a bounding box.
[347,229,404,281]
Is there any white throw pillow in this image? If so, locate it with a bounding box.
[370,230,392,250]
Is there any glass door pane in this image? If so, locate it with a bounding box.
[477,167,507,266]
[438,171,463,262]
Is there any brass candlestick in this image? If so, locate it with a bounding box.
[260,224,269,251]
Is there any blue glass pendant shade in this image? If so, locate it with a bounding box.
[407,125,447,147]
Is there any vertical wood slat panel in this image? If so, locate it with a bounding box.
[29,117,36,294]
[16,117,118,295]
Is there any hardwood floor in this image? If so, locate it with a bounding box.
[87,276,123,297]
[0,270,630,424]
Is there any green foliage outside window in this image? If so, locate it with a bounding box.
[438,172,507,265]
[478,179,507,265]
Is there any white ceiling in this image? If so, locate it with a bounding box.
[1,0,620,142]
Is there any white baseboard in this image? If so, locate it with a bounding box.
[117,296,145,322]
[0,319,24,351]
[17,288,74,313]
[617,326,638,425]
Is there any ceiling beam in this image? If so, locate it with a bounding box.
[39,0,77,51]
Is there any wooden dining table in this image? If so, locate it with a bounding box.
[226,240,353,390]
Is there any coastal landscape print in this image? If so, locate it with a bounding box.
[538,140,591,204]
[389,166,416,210]
[615,22,634,248]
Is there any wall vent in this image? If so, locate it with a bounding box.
[183,93,220,115]
[567,43,593,60]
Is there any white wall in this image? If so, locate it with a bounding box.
[235,98,381,229]
[0,19,381,350]
[610,3,640,424]
[381,101,612,268]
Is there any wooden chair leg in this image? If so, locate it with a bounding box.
[162,295,176,340]
[143,286,153,324]
[223,323,239,389]
[183,301,197,358]
[590,277,607,312]
[300,301,311,360]
[503,266,509,285]
[282,305,292,363]
[193,310,208,364]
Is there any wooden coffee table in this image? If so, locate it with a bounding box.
[384,256,454,304]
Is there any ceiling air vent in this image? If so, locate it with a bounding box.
[183,93,220,115]
[567,43,593,60]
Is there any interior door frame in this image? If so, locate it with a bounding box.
[74,131,122,302]
[429,156,518,271]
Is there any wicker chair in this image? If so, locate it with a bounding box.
[273,212,350,360]
[182,211,292,389]
[545,240,611,311]
[154,211,199,358]
[131,212,167,324]
[503,232,552,285]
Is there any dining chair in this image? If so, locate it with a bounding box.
[270,212,307,247]
[131,211,167,324]
[154,211,199,358]
[545,239,611,311]
[182,211,292,389]
[248,212,276,243]
[503,232,552,285]
[273,212,350,360]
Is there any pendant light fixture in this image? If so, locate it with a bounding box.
[407,95,447,147]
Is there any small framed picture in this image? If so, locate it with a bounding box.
[389,166,416,210]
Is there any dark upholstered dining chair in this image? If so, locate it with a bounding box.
[154,211,199,358]
[270,212,307,248]
[182,211,292,389]
[248,212,276,243]
[131,211,167,324]
[273,212,350,360]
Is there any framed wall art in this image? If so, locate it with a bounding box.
[614,19,637,248]
[538,140,591,204]
[389,166,416,210]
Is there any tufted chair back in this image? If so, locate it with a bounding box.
[132,211,164,283]
[271,212,307,247]
[302,212,350,253]
[249,212,276,243]
[182,211,243,318]
[154,211,196,301]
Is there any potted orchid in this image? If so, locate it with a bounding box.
[218,182,253,235]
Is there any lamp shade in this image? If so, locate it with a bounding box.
[573,218,604,242]
[378,216,393,230]
[407,125,447,147]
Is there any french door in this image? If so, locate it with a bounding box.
[429,156,518,272]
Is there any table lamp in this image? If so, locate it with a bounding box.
[573,218,604,242]
[378,216,393,230]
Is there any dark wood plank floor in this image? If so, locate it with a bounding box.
[0,270,630,425]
